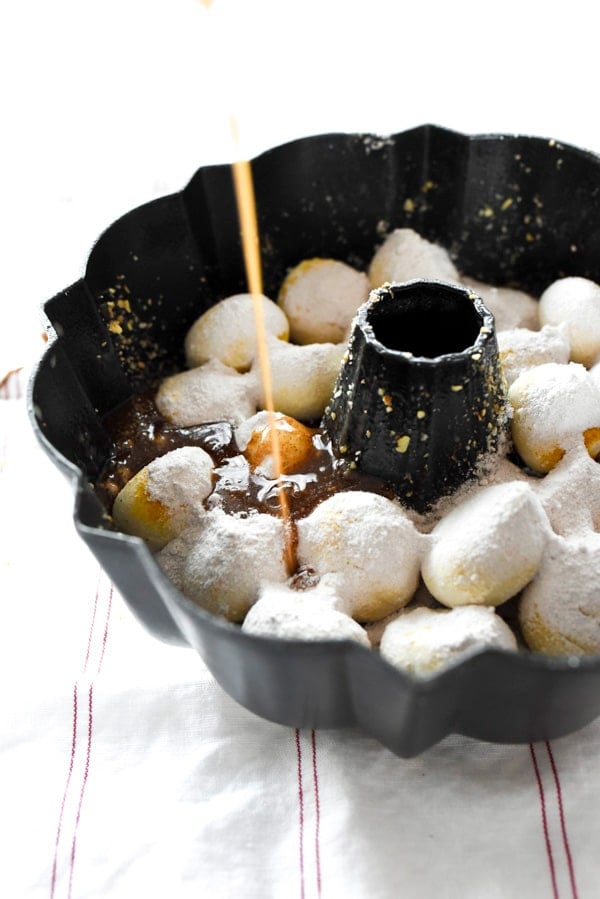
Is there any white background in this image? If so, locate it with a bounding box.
[2,0,600,373]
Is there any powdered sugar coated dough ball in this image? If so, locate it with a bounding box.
[278,258,370,344]
[519,534,600,655]
[112,446,214,550]
[534,444,600,538]
[155,359,258,426]
[296,490,423,621]
[497,324,570,387]
[157,509,288,621]
[253,337,346,422]
[590,360,600,390]
[184,293,289,371]
[539,276,600,367]
[368,228,459,288]
[462,278,539,332]
[380,606,517,676]
[421,481,548,607]
[242,583,371,646]
[508,362,600,473]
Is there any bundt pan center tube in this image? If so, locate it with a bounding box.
[29,125,600,757]
[323,280,507,511]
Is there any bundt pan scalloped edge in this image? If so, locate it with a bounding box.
[28,124,600,757]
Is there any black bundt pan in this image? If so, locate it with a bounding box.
[29,125,600,757]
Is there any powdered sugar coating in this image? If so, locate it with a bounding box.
[368,228,459,288]
[421,482,549,607]
[508,362,600,473]
[497,324,570,387]
[296,490,424,621]
[534,444,600,538]
[146,445,214,504]
[138,227,600,660]
[242,583,371,646]
[539,276,600,367]
[380,606,517,676]
[519,533,600,655]
[112,446,214,550]
[278,258,370,345]
[252,336,346,422]
[590,360,600,389]
[156,358,258,426]
[463,278,539,332]
[157,509,288,621]
[184,293,289,371]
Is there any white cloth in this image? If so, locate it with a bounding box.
[1,369,598,899]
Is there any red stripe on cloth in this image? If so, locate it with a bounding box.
[546,742,579,899]
[530,743,560,899]
[67,685,94,899]
[295,729,306,899]
[50,685,78,899]
[310,730,322,898]
[96,587,113,675]
[82,582,101,674]
[49,575,114,898]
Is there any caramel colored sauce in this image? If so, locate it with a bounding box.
[95,388,235,509]
[96,391,392,531]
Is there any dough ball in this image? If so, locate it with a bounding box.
[368,228,459,288]
[380,606,517,676]
[534,444,600,538]
[296,490,423,621]
[508,362,600,473]
[242,583,371,646]
[421,482,548,607]
[539,276,600,367]
[155,358,258,426]
[253,337,345,422]
[278,258,370,344]
[589,359,600,390]
[157,509,288,621]
[235,411,317,477]
[519,535,600,655]
[184,293,289,371]
[112,446,214,550]
[497,324,570,387]
[462,278,539,331]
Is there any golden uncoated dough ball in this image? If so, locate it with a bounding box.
[278,258,370,344]
[112,446,214,550]
[379,606,517,676]
[508,362,600,474]
[519,535,600,656]
[421,482,549,608]
[184,293,289,371]
[235,411,317,477]
[539,276,600,367]
[296,490,423,622]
